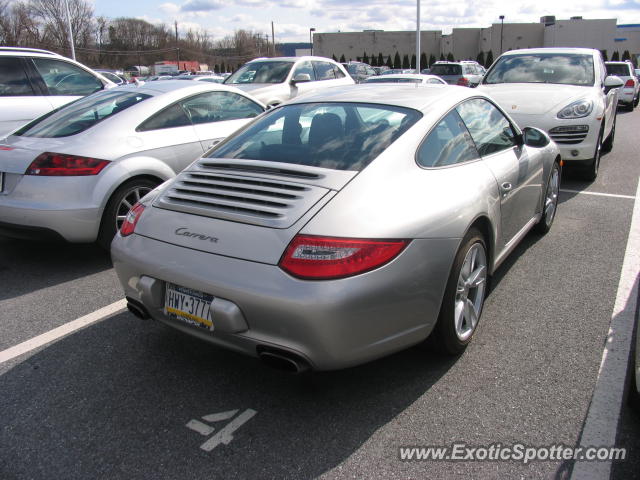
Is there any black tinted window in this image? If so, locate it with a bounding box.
[430,64,462,76]
[138,103,192,131]
[417,110,478,167]
[456,99,517,156]
[606,63,632,76]
[33,58,103,96]
[0,57,35,96]
[181,91,263,124]
[209,102,422,171]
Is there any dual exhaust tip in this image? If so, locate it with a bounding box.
[125,298,311,373]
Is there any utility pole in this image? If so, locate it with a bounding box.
[271,21,275,56]
[416,0,420,72]
[63,0,75,60]
[309,28,315,55]
[175,21,180,68]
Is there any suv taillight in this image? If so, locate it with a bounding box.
[624,79,635,87]
[279,235,408,280]
[120,203,145,237]
[457,76,469,86]
[26,152,110,176]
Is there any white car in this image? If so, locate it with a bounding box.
[0,47,115,138]
[363,74,447,85]
[479,48,623,180]
[224,56,354,107]
[605,61,639,111]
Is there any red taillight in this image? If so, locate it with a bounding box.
[279,235,408,280]
[26,152,110,176]
[120,202,145,237]
[624,79,635,87]
[457,76,469,86]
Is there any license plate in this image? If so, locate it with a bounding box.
[165,283,214,330]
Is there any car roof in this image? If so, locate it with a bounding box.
[286,84,472,112]
[0,47,61,57]
[116,80,265,105]
[248,56,339,64]
[500,47,598,56]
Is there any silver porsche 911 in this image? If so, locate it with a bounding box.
[0,81,265,247]
[112,84,561,371]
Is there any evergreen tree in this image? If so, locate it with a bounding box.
[363,51,369,64]
[429,53,436,66]
[411,54,416,69]
[611,51,620,61]
[394,51,401,69]
[370,55,377,66]
[476,51,485,66]
[386,55,393,68]
[420,53,427,70]
[402,54,410,68]
[446,52,454,62]
[439,53,445,61]
[600,50,608,61]
[221,61,226,73]
[622,50,631,62]
[339,54,346,63]
[485,50,494,67]
[332,54,337,61]
[214,64,219,73]
[378,53,384,66]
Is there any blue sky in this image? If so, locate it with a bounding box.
[93,0,640,43]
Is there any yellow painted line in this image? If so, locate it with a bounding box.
[167,307,213,327]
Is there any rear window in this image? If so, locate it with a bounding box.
[430,64,462,76]
[606,63,632,76]
[208,102,422,171]
[15,90,151,138]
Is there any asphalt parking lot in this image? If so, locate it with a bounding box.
[1,107,640,479]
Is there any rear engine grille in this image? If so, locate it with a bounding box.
[155,171,329,228]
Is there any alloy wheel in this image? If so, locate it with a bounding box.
[544,166,560,228]
[454,242,487,341]
[115,186,152,231]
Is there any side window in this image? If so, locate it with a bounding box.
[333,65,346,79]
[137,103,192,131]
[456,98,517,156]
[292,61,316,81]
[427,78,443,84]
[417,110,479,168]
[180,91,263,124]
[32,58,103,96]
[313,61,336,80]
[0,57,35,96]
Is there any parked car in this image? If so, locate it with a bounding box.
[111,84,561,371]
[0,81,265,248]
[381,69,417,75]
[341,61,377,83]
[478,48,623,180]
[363,73,446,85]
[605,61,639,110]
[0,47,115,138]
[224,56,354,107]
[176,75,225,84]
[429,61,484,87]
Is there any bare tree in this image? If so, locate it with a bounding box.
[28,0,94,54]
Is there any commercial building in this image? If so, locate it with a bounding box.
[313,16,639,66]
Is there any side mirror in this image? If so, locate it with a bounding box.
[291,73,311,84]
[604,75,624,93]
[522,126,550,148]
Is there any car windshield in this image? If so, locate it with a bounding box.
[209,102,422,171]
[365,77,422,84]
[606,64,632,76]
[484,53,595,86]
[14,90,151,138]
[225,61,294,84]
[430,64,462,76]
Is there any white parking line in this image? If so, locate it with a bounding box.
[570,178,640,480]
[0,299,126,364]
[559,188,636,200]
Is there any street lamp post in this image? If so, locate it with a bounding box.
[137,45,142,76]
[63,0,75,60]
[309,28,316,56]
[499,15,505,55]
[416,0,421,73]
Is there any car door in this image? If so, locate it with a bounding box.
[0,57,53,137]
[600,59,618,136]
[135,102,204,173]
[180,91,264,151]
[29,57,105,110]
[457,98,543,245]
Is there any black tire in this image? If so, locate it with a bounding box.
[430,229,488,355]
[602,114,616,153]
[634,94,639,108]
[582,126,603,182]
[97,178,158,250]
[534,161,561,235]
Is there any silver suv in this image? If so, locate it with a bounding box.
[605,61,639,110]
[429,61,484,87]
[224,56,354,107]
[0,47,115,137]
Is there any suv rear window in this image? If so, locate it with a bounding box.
[209,102,422,171]
[430,64,462,76]
[15,90,150,137]
[605,63,632,76]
